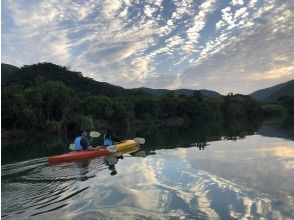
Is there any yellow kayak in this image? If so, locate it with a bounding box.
[115,140,138,151]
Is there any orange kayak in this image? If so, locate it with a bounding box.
[49,140,138,163]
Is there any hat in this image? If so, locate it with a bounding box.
[78,128,88,135]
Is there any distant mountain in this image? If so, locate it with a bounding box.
[2,62,222,98]
[131,87,221,97]
[1,63,20,86]
[2,62,129,97]
[250,80,294,102]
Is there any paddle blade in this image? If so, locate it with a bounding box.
[90,131,101,138]
[69,144,75,151]
[133,138,145,144]
[106,145,117,152]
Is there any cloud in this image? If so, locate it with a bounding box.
[250,65,294,80]
[85,41,142,65]
[179,1,294,94]
[165,35,185,49]
[141,73,180,89]
[231,0,244,6]
[234,7,248,19]
[2,0,293,93]
[220,7,236,29]
[144,4,157,17]
[183,0,216,54]
[249,0,258,8]
[102,0,123,16]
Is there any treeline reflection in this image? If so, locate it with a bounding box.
[3,118,290,164]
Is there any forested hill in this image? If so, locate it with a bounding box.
[250,80,294,102]
[2,62,293,100]
[2,63,129,97]
[130,87,221,97]
[1,63,220,97]
[1,63,20,85]
[2,62,291,138]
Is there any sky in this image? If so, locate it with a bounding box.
[1,0,294,94]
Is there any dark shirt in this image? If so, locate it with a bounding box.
[111,135,122,142]
[104,134,122,143]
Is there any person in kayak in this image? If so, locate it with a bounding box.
[103,128,122,146]
[74,128,92,151]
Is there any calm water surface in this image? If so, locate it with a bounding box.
[2,122,294,219]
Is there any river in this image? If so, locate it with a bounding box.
[1,120,294,219]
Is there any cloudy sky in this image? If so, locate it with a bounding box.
[2,0,293,94]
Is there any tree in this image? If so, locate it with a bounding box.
[192,90,203,102]
[2,85,27,130]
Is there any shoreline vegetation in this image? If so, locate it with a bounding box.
[2,63,294,142]
[2,117,293,164]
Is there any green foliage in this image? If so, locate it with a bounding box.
[19,107,38,131]
[223,94,262,119]
[44,120,61,134]
[261,104,285,117]
[165,116,191,128]
[5,62,129,97]
[277,96,294,115]
[1,63,20,86]
[2,85,27,130]
[80,95,112,117]
[192,90,203,102]
[2,62,289,139]
[76,115,95,130]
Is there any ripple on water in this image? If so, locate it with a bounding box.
[1,157,107,219]
[2,147,294,219]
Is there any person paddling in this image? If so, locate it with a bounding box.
[103,128,122,146]
[74,128,92,151]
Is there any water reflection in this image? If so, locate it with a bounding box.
[74,160,91,181]
[190,141,208,150]
[128,118,263,148]
[1,118,287,165]
[120,139,292,219]
[1,119,294,219]
[130,150,147,157]
[258,119,294,141]
[104,156,119,176]
[104,147,147,176]
[2,136,294,219]
[1,136,66,164]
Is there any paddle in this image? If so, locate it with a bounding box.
[89,131,100,138]
[69,144,75,150]
[133,137,145,144]
[69,135,145,151]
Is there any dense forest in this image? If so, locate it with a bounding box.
[2,63,293,140]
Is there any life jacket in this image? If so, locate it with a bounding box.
[74,136,83,151]
[104,134,112,146]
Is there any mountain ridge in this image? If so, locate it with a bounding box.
[250,80,294,101]
[2,62,293,100]
[131,87,221,97]
[1,63,221,97]
[1,63,20,86]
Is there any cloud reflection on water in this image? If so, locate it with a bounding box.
[81,134,293,219]
[2,135,293,219]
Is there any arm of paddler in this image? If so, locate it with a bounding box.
[87,146,107,151]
